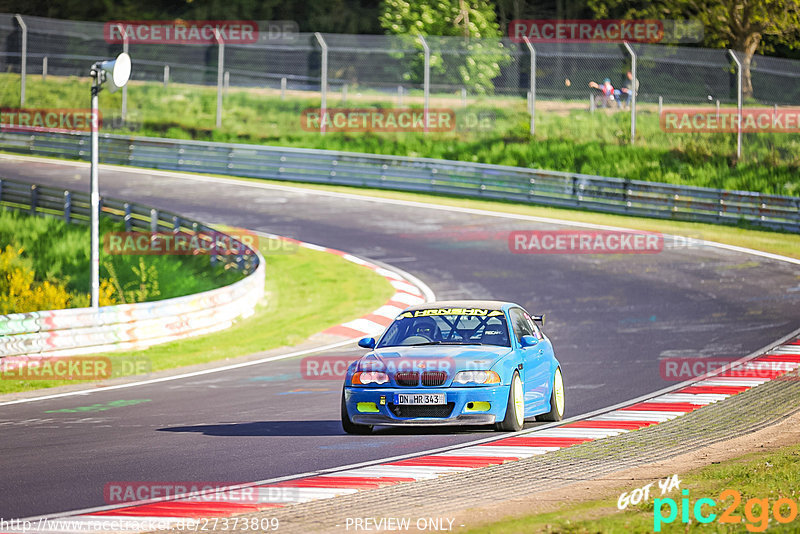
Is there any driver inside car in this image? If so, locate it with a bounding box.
[409,317,441,342]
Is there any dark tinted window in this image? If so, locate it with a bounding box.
[509,308,535,343]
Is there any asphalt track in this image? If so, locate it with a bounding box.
[0,156,798,520]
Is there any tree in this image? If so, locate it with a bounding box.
[588,0,800,98]
[379,0,511,94]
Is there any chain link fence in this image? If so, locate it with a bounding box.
[1,14,799,160]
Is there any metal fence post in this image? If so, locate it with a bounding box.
[64,191,71,223]
[215,29,224,128]
[14,14,26,107]
[418,35,430,134]
[115,24,129,122]
[280,77,286,100]
[315,32,328,134]
[623,41,637,145]
[522,36,535,136]
[42,56,47,81]
[728,49,743,160]
[30,184,37,215]
[163,65,169,87]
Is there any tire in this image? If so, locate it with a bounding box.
[341,389,373,435]
[536,367,565,422]
[495,371,524,432]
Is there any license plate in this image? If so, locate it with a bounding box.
[396,393,445,405]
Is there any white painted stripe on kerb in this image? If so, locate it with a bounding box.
[590,411,682,422]
[253,486,357,502]
[442,446,560,457]
[342,254,371,266]
[339,318,386,335]
[390,280,422,294]
[374,267,404,280]
[321,466,468,479]
[654,393,729,404]
[527,428,629,439]
[299,242,327,251]
[390,292,426,305]
[767,347,800,355]
[370,305,404,319]
[695,378,769,387]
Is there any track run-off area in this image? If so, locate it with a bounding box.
[0,154,798,526]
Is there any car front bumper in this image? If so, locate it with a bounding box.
[344,385,509,426]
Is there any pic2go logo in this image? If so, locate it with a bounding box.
[654,489,800,532]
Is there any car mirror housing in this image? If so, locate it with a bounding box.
[520,335,539,348]
[358,337,376,349]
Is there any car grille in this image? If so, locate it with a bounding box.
[421,371,447,386]
[394,371,419,386]
[389,403,455,418]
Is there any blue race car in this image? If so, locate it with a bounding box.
[341,300,564,434]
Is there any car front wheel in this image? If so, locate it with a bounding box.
[341,389,373,435]
[536,367,565,422]
[496,371,524,432]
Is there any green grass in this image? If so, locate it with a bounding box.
[0,208,242,301]
[1,74,798,196]
[458,443,800,533]
[0,235,395,394]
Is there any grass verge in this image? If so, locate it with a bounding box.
[458,442,800,533]
[1,74,798,196]
[0,235,396,395]
[0,207,243,307]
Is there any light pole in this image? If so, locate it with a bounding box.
[89,52,131,308]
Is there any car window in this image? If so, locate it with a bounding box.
[509,308,535,344]
[523,311,543,339]
[377,308,511,347]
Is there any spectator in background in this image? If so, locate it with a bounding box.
[618,71,639,109]
[589,78,615,108]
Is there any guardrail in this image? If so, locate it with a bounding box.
[0,131,798,232]
[0,178,265,358]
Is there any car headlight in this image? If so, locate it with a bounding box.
[352,371,389,385]
[453,370,501,385]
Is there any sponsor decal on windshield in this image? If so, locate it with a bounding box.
[398,309,504,318]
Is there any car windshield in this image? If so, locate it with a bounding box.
[377,308,510,348]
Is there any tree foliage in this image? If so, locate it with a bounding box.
[588,0,800,98]
[379,0,511,94]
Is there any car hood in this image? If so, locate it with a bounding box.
[356,344,511,374]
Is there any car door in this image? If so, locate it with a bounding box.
[509,307,549,414]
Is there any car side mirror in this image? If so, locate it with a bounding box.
[358,337,376,349]
[520,335,539,348]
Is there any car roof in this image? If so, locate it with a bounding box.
[402,300,517,312]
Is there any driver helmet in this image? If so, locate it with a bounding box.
[412,317,439,339]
